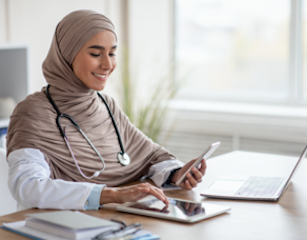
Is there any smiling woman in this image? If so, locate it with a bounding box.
[5,10,207,211]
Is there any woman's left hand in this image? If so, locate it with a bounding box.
[171,159,207,190]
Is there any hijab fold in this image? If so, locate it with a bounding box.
[6,10,176,186]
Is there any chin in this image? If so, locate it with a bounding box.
[90,84,106,92]
[97,85,106,91]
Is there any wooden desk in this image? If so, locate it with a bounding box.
[1,151,307,240]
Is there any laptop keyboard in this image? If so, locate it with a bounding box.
[234,177,285,198]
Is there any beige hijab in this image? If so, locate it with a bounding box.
[6,10,176,186]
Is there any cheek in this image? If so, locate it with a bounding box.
[85,57,99,71]
[77,58,98,77]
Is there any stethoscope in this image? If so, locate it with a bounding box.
[45,84,130,179]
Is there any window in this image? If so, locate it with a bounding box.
[176,0,306,103]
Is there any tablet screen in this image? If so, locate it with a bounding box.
[128,198,205,218]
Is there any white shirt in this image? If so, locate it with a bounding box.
[7,148,183,211]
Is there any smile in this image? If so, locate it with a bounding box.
[93,73,107,79]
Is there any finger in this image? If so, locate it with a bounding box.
[152,188,169,205]
[199,159,207,175]
[191,167,203,182]
[182,178,193,190]
[182,159,197,171]
[162,205,169,213]
[186,172,198,188]
[145,185,169,204]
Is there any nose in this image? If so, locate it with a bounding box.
[100,54,112,70]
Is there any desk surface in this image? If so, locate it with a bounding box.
[1,150,307,240]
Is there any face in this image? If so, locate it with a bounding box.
[72,30,117,91]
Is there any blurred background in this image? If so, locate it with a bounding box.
[1,0,307,162]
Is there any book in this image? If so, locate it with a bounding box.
[2,221,67,240]
[23,211,121,239]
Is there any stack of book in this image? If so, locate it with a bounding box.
[1,211,160,240]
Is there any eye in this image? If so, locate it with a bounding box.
[109,53,116,57]
[90,53,100,57]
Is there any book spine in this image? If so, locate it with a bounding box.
[0,226,44,240]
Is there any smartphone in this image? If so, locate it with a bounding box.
[174,142,221,186]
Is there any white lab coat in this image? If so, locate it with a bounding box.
[7,148,183,211]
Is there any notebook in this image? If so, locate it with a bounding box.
[201,145,307,201]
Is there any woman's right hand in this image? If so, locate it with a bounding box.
[100,182,170,205]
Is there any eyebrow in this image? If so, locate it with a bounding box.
[88,45,117,50]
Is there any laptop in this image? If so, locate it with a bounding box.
[200,145,307,201]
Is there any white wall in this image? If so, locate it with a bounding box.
[5,0,111,93]
[129,0,173,68]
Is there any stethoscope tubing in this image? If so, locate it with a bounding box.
[45,85,129,179]
[97,91,125,155]
[45,85,80,138]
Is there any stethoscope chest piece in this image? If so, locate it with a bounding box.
[118,152,130,166]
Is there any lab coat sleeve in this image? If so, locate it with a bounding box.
[7,148,101,210]
[84,184,104,210]
[146,159,184,187]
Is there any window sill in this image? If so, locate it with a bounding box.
[166,99,307,144]
[168,99,307,127]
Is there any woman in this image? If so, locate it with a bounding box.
[6,10,206,210]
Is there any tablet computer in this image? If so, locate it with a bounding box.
[116,197,230,223]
